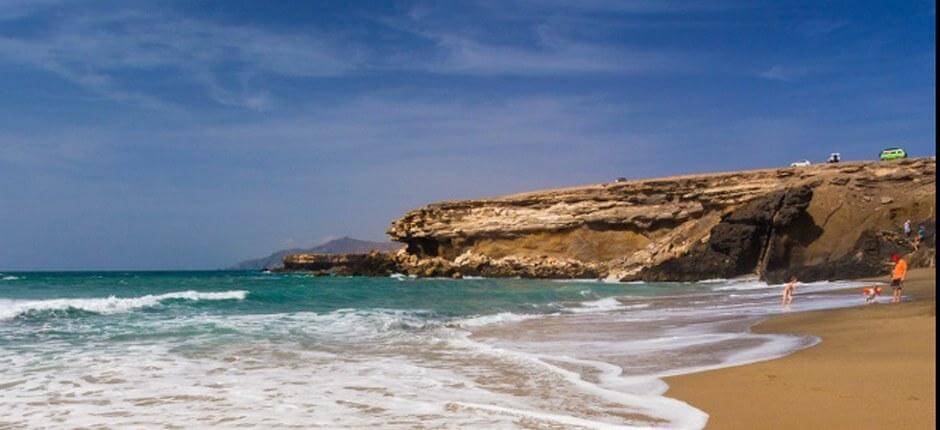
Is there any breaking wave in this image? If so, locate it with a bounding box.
[0,290,248,321]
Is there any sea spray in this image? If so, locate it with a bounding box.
[0,271,870,429]
[0,290,247,321]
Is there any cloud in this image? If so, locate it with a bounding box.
[758,65,814,82]
[0,0,72,20]
[0,9,357,110]
[0,93,644,187]
[0,2,695,111]
[415,30,675,76]
[381,2,684,76]
[793,19,848,38]
[181,95,636,159]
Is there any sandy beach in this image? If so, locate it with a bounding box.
[666,267,936,429]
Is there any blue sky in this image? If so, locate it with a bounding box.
[0,0,935,270]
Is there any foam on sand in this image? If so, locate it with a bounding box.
[453,312,541,328]
[567,297,651,314]
[450,330,710,429]
[0,273,880,429]
[710,279,869,292]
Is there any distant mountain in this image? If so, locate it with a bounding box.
[230,237,404,270]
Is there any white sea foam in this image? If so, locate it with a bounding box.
[449,330,710,429]
[567,297,627,313]
[695,278,730,284]
[551,278,602,283]
[0,290,247,321]
[1,275,19,281]
[709,280,773,291]
[710,279,867,292]
[0,276,877,429]
[453,312,541,328]
[194,308,441,345]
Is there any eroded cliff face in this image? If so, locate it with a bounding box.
[387,158,936,282]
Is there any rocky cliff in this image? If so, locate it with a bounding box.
[387,158,936,282]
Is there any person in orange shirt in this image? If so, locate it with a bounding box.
[890,254,908,304]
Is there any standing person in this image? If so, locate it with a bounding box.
[782,276,797,308]
[903,220,912,237]
[890,254,908,304]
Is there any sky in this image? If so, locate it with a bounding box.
[0,0,935,270]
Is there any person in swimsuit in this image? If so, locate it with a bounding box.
[890,254,907,304]
[782,276,797,308]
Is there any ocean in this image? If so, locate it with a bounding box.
[0,271,872,429]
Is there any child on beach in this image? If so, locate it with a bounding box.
[913,225,927,250]
[782,276,797,308]
[890,254,907,304]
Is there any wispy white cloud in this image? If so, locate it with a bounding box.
[792,19,848,38]
[179,95,635,157]
[0,9,357,110]
[0,2,694,110]
[0,0,72,20]
[382,2,686,76]
[758,64,817,82]
[0,94,639,175]
[414,30,675,76]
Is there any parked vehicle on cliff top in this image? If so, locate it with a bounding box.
[827,153,841,163]
[790,159,812,167]
[879,147,907,161]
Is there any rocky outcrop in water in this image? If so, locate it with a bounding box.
[233,237,404,270]
[281,251,398,276]
[387,158,936,282]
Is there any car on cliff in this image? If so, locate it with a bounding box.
[879,147,908,161]
[827,153,841,163]
[790,159,812,167]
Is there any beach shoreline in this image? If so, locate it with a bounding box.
[665,267,936,429]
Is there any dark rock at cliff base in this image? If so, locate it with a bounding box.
[231,237,404,270]
[281,251,398,276]
[388,249,602,279]
[763,218,936,283]
[639,186,815,281]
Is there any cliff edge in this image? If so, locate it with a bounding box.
[387,158,936,282]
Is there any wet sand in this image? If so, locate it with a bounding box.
[666,268,936,429]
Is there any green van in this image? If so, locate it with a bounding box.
[879,147,907,161]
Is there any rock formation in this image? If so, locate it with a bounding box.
[387,158,936,282]
[232,237,404,270]
[281,251,398,276]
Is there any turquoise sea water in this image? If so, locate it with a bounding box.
[0,271,640,341]
[0,271,870,429]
